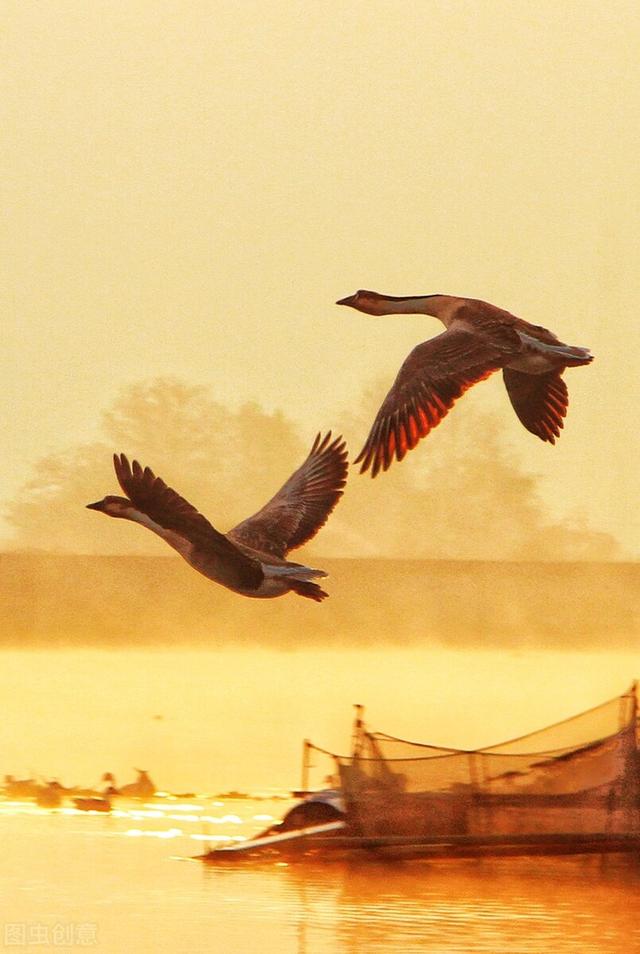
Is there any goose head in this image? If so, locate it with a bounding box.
[86,495,131,518]
[336,290,447,316]
[336,289,394,315]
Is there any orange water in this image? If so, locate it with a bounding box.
[2,797,639,953]
[3,647,640,952]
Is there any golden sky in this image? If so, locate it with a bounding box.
[2,647,638,790]
[3,0,639,554]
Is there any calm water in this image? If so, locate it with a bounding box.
[2,796,640,954]
[3,648,640,951]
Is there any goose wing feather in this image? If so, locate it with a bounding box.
[502,368,568,444]
[462,301,562,346]
[355,329,516,476]
[227,432,348,558]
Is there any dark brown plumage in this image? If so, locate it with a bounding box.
[354,330,510,477]
[88,433,348,601]
[337,291,592,475]
[228,432,349,558]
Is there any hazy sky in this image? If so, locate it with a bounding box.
[2,647,637,790]
[3,0,639,554]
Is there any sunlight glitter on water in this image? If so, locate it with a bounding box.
[2,645,640,953]
[124,827,183,838]
[3,798,640,954]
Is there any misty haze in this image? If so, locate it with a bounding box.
[4,3,640,952]
[3,376,622,561]
[1,378,635,650]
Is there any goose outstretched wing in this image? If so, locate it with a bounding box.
[355,329,516,476]
[227,432,348,558]
[502,368,568,443]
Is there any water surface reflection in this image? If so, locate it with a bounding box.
[201,854,640,954]
[2,796,640,953]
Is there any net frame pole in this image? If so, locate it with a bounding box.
[630,681,638,732]
[300,739,311,793]
[627,682,639,835]
[468,752,483,834]
[351,704,365,759]
[344,705,366,837]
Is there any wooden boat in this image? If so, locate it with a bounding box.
[199,820,347,860]
[73,796,111,813]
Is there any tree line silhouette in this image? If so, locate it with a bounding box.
[4,376,620,561]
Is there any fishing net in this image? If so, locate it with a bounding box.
[336,689,640,840]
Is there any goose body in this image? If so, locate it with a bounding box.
[336,291,593,476]
[87,433,348,601]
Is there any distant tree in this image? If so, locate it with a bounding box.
[5,378,305,555]
[327,380,621,561]
[4,375,621,560]
[5,442,118,553]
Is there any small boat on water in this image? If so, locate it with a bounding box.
[198,789,347,860]
[205,820,347,858]
[73,796,112,813]
[200,685,640,863]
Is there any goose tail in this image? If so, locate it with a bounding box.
[287,579,329,602]
[519,333,594,367]
[560,346,593,367]
[263,563,327,581]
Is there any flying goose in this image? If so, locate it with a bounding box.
[336,291,593,476]
[87,432,348,601]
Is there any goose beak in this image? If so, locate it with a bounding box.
[86,501,104,511]
[336,294,356,307]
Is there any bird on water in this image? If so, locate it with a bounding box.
[86,432,348,602]
[336,290,593,476]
